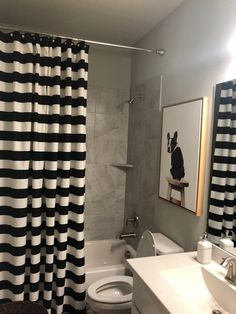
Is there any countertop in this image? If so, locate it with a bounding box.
[127,252,229,314]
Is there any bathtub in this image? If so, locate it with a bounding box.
[85,239,136,289]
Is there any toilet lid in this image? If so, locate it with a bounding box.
[88,276,133,304]
[136,230,156,257]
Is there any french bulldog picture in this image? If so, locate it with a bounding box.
[167,131,185,181]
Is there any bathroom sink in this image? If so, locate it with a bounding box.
[160,262,236,314]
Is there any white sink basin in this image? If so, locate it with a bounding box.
[160,262,236,314]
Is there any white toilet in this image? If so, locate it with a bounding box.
[87,230,184,314]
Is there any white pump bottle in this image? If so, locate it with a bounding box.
[197,232,212,264]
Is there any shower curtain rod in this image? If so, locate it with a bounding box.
[0,24,165,55]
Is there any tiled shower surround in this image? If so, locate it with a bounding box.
[85,86,129,240]
[124,76,162,247]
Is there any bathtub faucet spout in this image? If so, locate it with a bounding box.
[119,233,137,239]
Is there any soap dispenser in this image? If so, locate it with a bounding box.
[197,232,212,264]
[219,231,234,250]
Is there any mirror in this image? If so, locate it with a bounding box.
[207,79,236,256]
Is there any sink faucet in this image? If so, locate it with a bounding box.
[221,256,236,285]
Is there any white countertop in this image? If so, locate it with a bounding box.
[127,252,230,314]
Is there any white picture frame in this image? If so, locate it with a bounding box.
[159,97,208,216]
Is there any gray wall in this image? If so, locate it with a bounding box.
[89,46,131,89]
[126,0,236,251]
[85,47,131,240]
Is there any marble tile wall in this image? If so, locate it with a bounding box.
[84,85,129,240]
[124,76,162,248]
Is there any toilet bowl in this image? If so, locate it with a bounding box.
[87,276,133,314]
[87,230,184,314]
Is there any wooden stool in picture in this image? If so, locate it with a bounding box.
[166,177,189,207]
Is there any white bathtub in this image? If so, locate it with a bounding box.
[85,239,136,289]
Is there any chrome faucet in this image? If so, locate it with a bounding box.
[119,233,137,239]
[126,213,139,228]
[221,256,236,285]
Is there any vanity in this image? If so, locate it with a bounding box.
[127,250,236,314]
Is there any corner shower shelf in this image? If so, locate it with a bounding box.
[110,163,134,169]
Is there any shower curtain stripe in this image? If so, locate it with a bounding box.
[208,79,236,245]
[0,31,89,313]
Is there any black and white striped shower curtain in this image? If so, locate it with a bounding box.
[0,31,89,313]
[208,80,236,245]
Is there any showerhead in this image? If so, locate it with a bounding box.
[128,95,142,104]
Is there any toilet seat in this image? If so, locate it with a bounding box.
[87,276,133,304]
[136,230,156,257]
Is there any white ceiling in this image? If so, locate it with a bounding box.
[0,0,184,45]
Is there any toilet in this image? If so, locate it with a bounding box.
[87,230,184,314]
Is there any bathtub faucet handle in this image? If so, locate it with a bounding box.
[126,213,139,228]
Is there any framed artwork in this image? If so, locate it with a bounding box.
[158,97,208,216]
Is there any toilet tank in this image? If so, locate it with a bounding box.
[136,230,184,257]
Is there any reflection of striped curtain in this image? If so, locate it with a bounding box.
[0,31,89,313]
[208,80,236,245]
